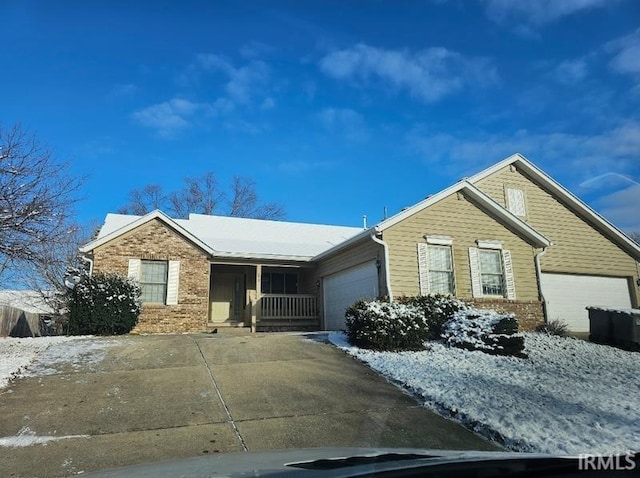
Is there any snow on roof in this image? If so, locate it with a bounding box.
[97,212,364,260]
[0,290,55,314]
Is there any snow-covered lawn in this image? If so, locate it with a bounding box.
[0,335,125,447]
[0,335,121,389]
[329,332,640,455]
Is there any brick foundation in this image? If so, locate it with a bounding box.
[466,298,545,331]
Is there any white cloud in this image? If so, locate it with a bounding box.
[552,58,588,85]
[317,108,370,142]
[592,184,640,232]
[406,120,640,178]
[319,44,498,103]
[131,97,213,137]
[482,0,613,26]
[196,53,270,105]
[261,97,275,110]
[607,28,640,77]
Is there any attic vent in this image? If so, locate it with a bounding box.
[506,188,526,217]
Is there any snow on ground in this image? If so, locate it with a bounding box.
[329,332,640,455]
[0,335,123,389]
[0,335,126,449]
[0,426,89,448]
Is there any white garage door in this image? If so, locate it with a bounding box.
[323,261,379,330]
[540,273,632,332]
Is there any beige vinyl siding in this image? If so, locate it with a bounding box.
[315,238,382,280]
[475,166,639,304]
[383,192,540,300]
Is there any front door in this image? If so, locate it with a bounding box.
[210,273,243,323]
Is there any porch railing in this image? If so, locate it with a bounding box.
[260,294,318,320]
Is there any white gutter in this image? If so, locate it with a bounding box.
[80,254,94,277]
[534,247,548,323]
[370,230,393,302]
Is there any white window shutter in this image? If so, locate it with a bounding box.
[166,260,180,305]
[127,259,141,281]
[468,247,482,298]
[502,250,516,299]
[417,243,430,295]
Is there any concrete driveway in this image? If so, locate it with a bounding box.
[0,331,498,477]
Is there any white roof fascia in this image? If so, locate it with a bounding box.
[79,209,216,256]
[372,179,550,247]
[210,251,314,262]
[461,182,551,248]
[469,153,640,260]
[311,228,373,262]
[373,180,471,232]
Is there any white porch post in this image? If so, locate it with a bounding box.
[252,264,262,333]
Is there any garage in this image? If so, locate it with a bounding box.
[540,273,633,332]
[323,261,379,330]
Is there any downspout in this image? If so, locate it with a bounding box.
[80,253,94,277]
[370,230,394,302]
[534,247,548,323]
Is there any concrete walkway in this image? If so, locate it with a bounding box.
[0,331,498,477]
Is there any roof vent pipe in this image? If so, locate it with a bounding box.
[363,215,367,229]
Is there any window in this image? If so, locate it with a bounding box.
[261,272,298,294]
[479,250,505,296]
[506,187,526,217]
[428,245,454,294]
[140,260,168,303]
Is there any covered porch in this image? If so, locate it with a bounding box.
[208,262,320,331]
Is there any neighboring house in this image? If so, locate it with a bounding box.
[80,154,640,334]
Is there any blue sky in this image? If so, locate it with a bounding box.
[2,0,639,232]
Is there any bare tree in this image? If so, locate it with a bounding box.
[0,123,83,287]
[21,223,94,314]
[228,176,285,219]
[629,231,640,245]
[118,184,166,215]
[119,172,285,220]
[168,172,224,218]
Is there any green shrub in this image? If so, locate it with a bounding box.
[345,299,429,351]
[67,273,142,335]
[536,319,569,337]
[397,294,469,340]
[442,309,526,357]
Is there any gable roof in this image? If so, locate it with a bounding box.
[81,210,363,262]
[469,153,640,260]
[314,179,552,261]
[80,210,216,256]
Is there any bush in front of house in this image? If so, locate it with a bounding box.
[536,319,569,337]
[442,308,526,357]
[345,299,429,351]
[397,294,470,340]
[66,272,142,335]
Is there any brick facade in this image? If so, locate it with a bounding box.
[466,298,545,331]
[92,219,211,333]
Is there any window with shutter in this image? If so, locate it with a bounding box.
[140,260,168,304]
[479,249,505,296]
[469,247,515,298]
[428,245,454,294]
[166,260,180,305]
[417,243,430,295]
